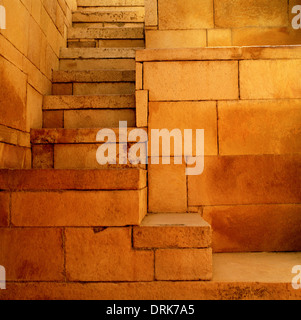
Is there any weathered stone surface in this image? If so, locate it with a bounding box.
[136,90,148,127]
[214,252,301,283]
[31,128,147,144]
[64,109,135,128]
[232,27,301,46]
[188,155,301,206]
[0,193,9,226]
[0,168,146,190]
[146,30,207,48]
[0,143,31,169]
[68,27,144,39]
[155,248,212,280]
[0,281,300,300]
[133,213,211,248]
[136,46,301,62]
[32,144,54,169]
[65,227,154,281]
[53,70,135,83]
[73,82,135,95]
[204,204,301,252]
[43,94,135,110]
[240,60,301,99]
[148,161,187,213]
[158,0,213,29]
[144,61,239,101]
[207,29,232,47]
[0,228,64,281]
[43,110,64,128]
[148,101,217,156]
[11,188,147,226]
[218,99,301,155]
[214,0,288,28]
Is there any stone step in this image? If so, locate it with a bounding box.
[133,213,212,280]
[31,128,147,169]
[52,82,135,95]
[1,252,300,299]
[68,39,145,48]
[68,27,144,40]
[77,0,145,7]
[0,169,147,227]
[60,47,137,59]
[59,58,136,71]
[72,22,144,29]
[43,94,135,110]
[53,70,135,83]
[73,10,145,23]
[133,213,212,249]
[43,107,136,128]
[59,47,137,71]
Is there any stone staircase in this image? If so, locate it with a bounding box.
[26,0,213,285]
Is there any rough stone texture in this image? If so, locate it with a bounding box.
[64,109,135,128]
[144,61,239,101]
[0,169,146,191]
[218,99,301,155]
[158,0,214,30]
[145,0,158,27]
[0,281,300,300]
[214,0,288,28]
[146,30,207,48]
[133,213,211,248]
[207,29,232,47]
[136,90,148,127]
[232,27,301,46]
[0,228,64,281]
[148,101,217,156]
[32,144,54,169]
[148,161,187,213]
[136,46,301,62]
[0,143,31,169]
[188,155,301,206]
[203,204,301,252]
[43,111,64,128]
[31,128,147,144]
[155,248,212,280]
[240,60,301,99]
[213,252,301,283]
[65,227,154,281]
[43,94,135,110]
[11,188,147,227]
[0,193,9,227]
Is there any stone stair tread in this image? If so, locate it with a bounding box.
[43,94,135,110]
[53,69,135,83]
[73,10,145,23]
[0,168,146,191]
[77,0,144,6]
[60,47,138,59]
[31,128,147,144]
[213,252,301,283]
[140,213,211,227]
[68,27,144,39]
[133,213,212,249]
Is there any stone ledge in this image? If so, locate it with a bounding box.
[136,46,301,62]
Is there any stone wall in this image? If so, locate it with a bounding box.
[136,46,301,252]
[145,0,301,48]
[0,0,76,169]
